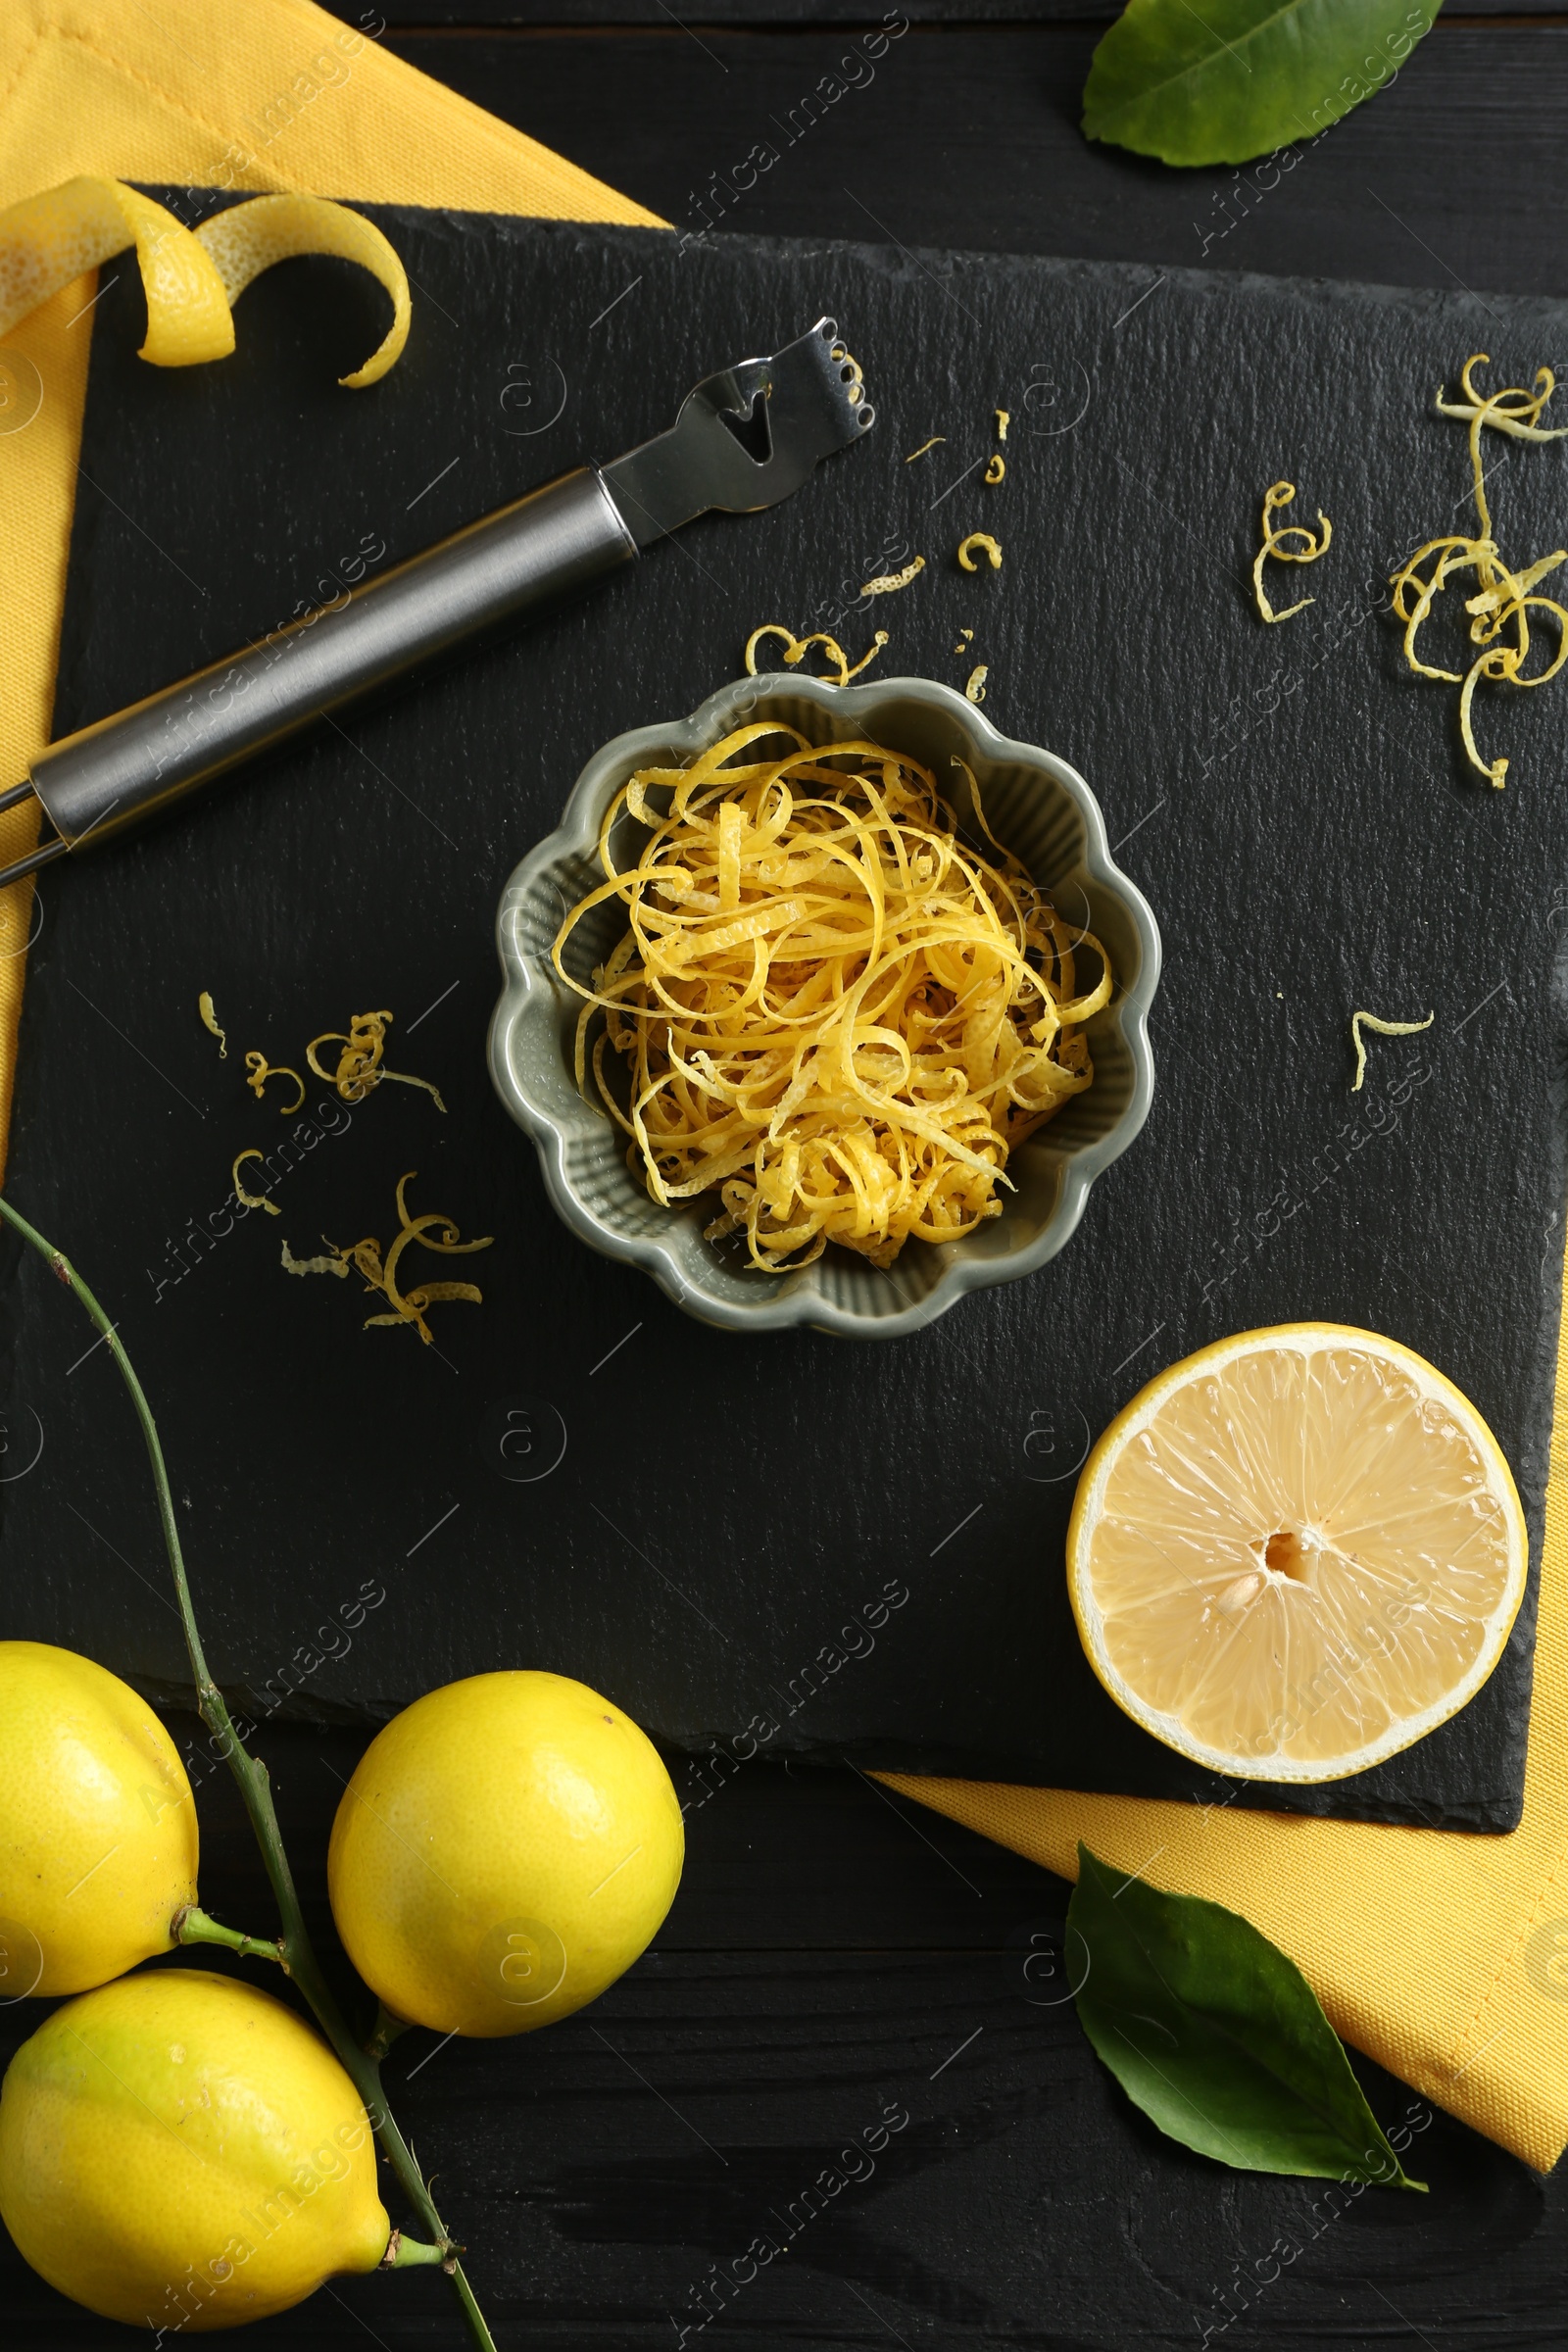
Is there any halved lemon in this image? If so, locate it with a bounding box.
[1066,1324,1528,1782]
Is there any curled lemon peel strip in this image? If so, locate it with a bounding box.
[0,178,409,386]
[552,721,1110,1273]
[306,1009,446,1110]
[964,665,989,704]
[244,1053,305,1114]
[957,533,1002,572]
[860,558,925,597]
[281,1240,348,1277]
[905,436,944,463]
[1349,1007,1434,1094]
[232,1149,280,1216]
[743,625,889,689]
[0,176,231,364]
[1251,481,1332,623]
[1391,355,1568,787]
[984,455,1005,486]
[197,991,227,1058]
[194,194,410,388]
[996,409,1010,443]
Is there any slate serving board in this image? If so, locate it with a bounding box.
[4,202,1566,1831]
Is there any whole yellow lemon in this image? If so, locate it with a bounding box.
[327,1670,683,2036]
[0,1640,198,1996]
[0,1968,389,2330]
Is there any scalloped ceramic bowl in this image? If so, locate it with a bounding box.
[489,674,1160,1338]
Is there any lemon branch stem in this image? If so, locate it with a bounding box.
[0,1196,498,2352]
[174,1905,285,1966]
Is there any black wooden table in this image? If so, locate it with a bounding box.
[10,10,1568,2347]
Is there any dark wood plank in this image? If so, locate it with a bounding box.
[383,21,1568,298]
[3,1720,1564,2350]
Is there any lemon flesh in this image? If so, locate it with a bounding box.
[328,1670,684,2036]
[0,1968,388,2330]
[0,1641,198,1994]
[1067,1324,1528,1782]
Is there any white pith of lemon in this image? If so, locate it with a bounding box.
[1066,1324,1528,1783]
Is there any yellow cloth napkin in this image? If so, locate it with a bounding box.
[3,0,1565,2179]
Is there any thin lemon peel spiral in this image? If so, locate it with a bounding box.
[552,723,1110,1274]
[1251,481,1332,623]
[1391,355,1568,786]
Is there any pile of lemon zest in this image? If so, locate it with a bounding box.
[905,436,945,463]
[306,1009,445,1110]
[1391,355,1568,787]
[0,178,410,385]
[243,1053,305,1114]
[232,1150,280,1217]
[280,1240,349,1277]
[1252,481,1332,623]
[995,410,1010,443]
[743,625,889,688]
[965,665,989,704]
[553,722,1110,1273]
[984,455,1005,486]
[957,533,1002,572]
[197,992,227,1058]
[860,558,926,597]
[1349,1007,1435,1094]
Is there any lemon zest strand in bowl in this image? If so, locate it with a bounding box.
[1252,481,1332,623]
[244,1053,305,1114]
[197,992,227,1058]
[1390,355,1568,787]
[957,533,1002,572]
[232,1150,280,1216]
[1349,1007,1434,1093]
[743,626,889,687]
[552,722,1111,1273]
[0,178,409,385]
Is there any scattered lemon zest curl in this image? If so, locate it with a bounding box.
[232,1149,280,1216]
[905,436,945,463]
[860,558,925,598]
[1252,481,1332,623]
[744,625,889,688]
[333,1172,491,1343]
[281,1240,348,1278]
[1349,1007,1434,1093]
[1390,355,1568,787]
[0,178,410,386]
[244,1053,305,1115]
[197,992,226,1058]
[995,409,1010,443]
[965,665,989,704]
[306,1009,446,1110]
[552,721,1111,1273]
[985,455,1005,486]
[957,533,1002,572]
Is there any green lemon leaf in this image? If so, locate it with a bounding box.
[1082,0,1443,169]
[1069,1844,1426,2187]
